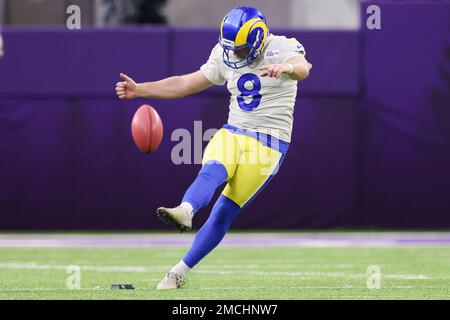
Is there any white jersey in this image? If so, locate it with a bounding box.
[201,34,306,143]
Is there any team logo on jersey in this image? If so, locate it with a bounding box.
[295,45,305,55]
[265,50,280,58]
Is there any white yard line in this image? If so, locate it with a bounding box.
[0,262,161,273]
[350,274,430,280]
[0,262,433,280]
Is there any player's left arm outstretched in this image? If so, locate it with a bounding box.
[259,55,312,80]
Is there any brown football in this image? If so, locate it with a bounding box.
[131,104,163,153]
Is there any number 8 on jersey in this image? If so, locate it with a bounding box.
[237,73,262,111]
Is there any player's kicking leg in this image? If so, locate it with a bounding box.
[156,160,229,233]
[156,129,286,289]
[157,194,241,289]
[156,130,234,289]
[155,162,230,289]
[155,128,237,235]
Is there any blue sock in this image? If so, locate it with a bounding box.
[183,195,241,268]
[182,161,228,213]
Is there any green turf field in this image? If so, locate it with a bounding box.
[0,239,448,300]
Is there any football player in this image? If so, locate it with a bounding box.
[116,6,311,289]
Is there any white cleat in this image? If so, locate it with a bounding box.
[156,273,185,290]
[156,206,192,233]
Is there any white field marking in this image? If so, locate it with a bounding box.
[152,253,186,258]
[0,262,435,281]
[0,287,158,292]
[0,288,59,292]
[193,270,350,277]
[192,286,427,290]
[222,259,348,263]
[0,262,165,273]
[350,274,430,280]
[191,286,356,290]
[0,262,351,275]
[197,264,356,269]
[196,264,261,269]
[384,275,430,280]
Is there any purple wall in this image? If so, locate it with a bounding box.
[0,1,448,230]
[356,1,450,228]
[0,97,356,230]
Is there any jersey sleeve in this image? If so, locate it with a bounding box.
[279,37,306,62]
[200,44,227,86]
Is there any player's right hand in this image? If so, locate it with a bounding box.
[116,73,138,99]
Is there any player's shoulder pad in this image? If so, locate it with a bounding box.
[204,43,224,65]
[211,43,223,57]
[285,37,306,56]
[272,35,306,57]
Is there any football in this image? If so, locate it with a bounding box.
[131,104,163,153]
